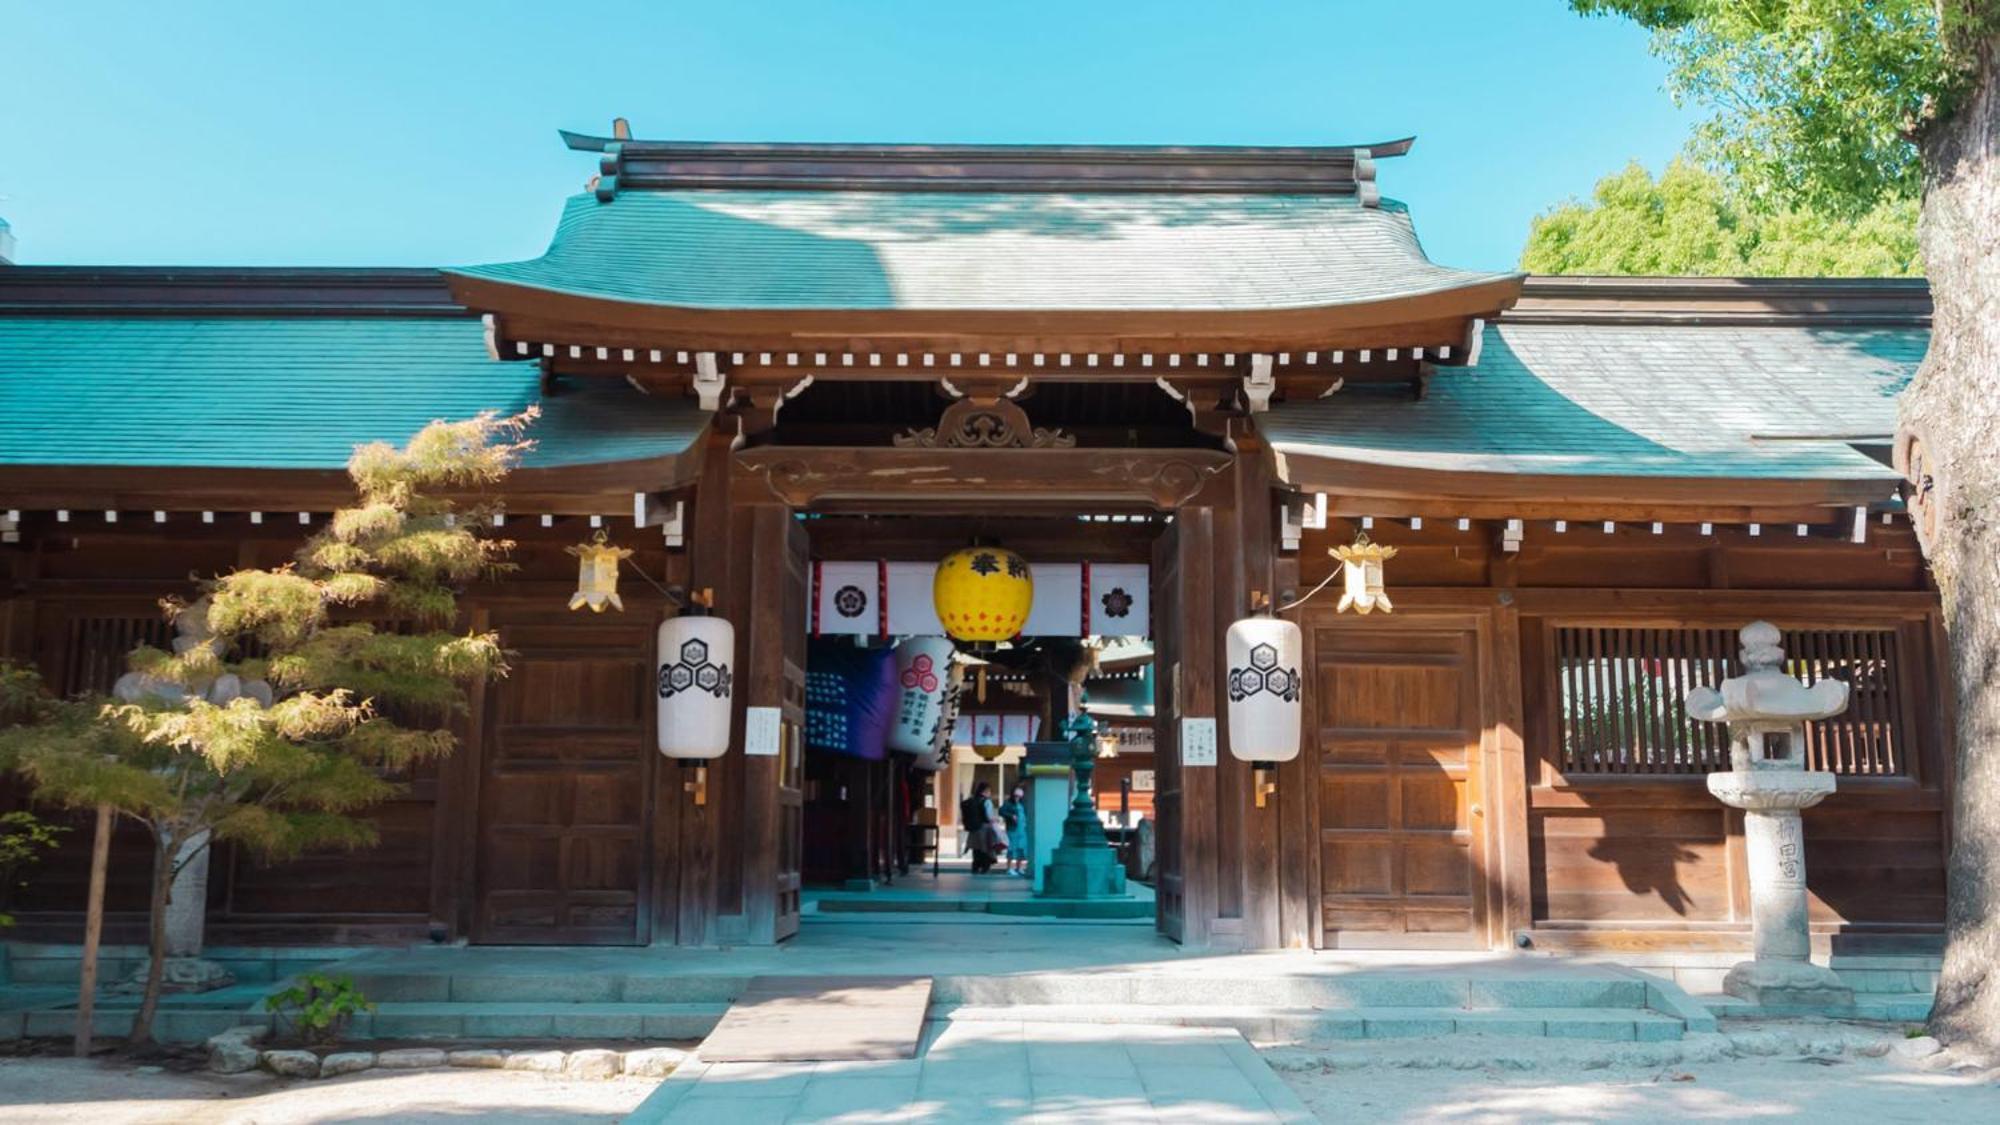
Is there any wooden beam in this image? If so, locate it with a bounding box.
[733,446,1232,509]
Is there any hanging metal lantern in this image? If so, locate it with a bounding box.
[568,530,634,613]
[1333,533,1398,615]
[1225,615,1303,764]
[933,545,1033,643]
[888,636,956,762]
[657,602,734,760]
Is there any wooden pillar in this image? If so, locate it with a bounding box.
[1231,450,1283,950]
[739,502,798,941]
[1275,535,1318,949]
[430,605,489,941]
[1489,600,1533,948]
[1175,502,1220,949]
[670,436,739,945]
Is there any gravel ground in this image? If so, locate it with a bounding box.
[1267,1022,2000,1124]
[0,1058,656,1124]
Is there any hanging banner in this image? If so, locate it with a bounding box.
[813,560,884,637]
[1087,563,1151,637]
[884,561,945,635]
[1019,563,1083,638]
[816,559,1148,639]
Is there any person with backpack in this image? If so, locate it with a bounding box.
[959,781,1003,873]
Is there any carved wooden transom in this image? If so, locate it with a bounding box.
[894,396,1075,449]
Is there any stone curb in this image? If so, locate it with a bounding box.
[1261,1024,1909,1074]
[222,1036,685,1081]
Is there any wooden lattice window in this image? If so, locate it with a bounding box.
[1554,626,1911,777]
[60,615,174,697]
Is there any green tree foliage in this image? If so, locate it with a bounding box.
[1522,159,1921,276]
[1569,1,1981,213]
[0,410,530,1046]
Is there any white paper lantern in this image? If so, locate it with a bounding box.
[657,614,735,759]
[1225,616,1303,764]
[888,636,956,762]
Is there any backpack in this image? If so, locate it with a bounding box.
[959,795,986,828]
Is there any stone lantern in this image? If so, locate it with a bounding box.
[1684,621,1854,1007]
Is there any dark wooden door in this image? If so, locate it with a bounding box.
[474,615,653,945]
[1308,614,1487,949]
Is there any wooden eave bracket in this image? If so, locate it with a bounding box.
[1243,354,1276,413]
[693,351,727,411]
[633,490,686,547]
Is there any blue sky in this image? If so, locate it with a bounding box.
[0,1,1690,272]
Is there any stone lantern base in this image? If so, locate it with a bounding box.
[1723,958,1853,1008]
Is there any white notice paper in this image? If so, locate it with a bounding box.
[745,706,782,756]
[1181,717,1218,767]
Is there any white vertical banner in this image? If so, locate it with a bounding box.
[1019,562,1083,638]
[813,560,881,637]
[884,561,945,635]
[1087,563,1151,637]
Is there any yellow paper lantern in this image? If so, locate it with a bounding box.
[933,546,1034,643]
[567,530,634,613]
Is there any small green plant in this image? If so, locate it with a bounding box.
[264,972,376,1045]
[1906,1025,1929,1039]
[0,809,64,928]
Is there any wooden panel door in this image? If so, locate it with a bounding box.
[475,615,653,945]
[1309,614,1487,948]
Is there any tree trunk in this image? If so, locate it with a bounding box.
[72,804,112,1057]
[126,829,174,1048]
[1907,36,2000,1055]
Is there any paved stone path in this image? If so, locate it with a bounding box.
[627,1020,1311,1123]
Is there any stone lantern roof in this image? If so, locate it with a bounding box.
[1685,621,1850,727]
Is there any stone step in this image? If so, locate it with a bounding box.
[814,897,1156,920]
[355,1001,728,1041]
[341,969,1658,1011]
[5,1005,272,1044]
[1702,991,1933,1023]
[936,1004,1690,1043]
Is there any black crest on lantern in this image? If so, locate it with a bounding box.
[661,637,733,700]
[1227,642,1299,703]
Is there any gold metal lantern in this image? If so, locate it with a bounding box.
[1332,533,1398,615]
[567,530,634,613]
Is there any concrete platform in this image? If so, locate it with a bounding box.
[627,1020,1315,1124]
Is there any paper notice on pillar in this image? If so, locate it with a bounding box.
[1019,563,1082,637]
[883,561,944,635]
[1087,563,1151,637]
[813,561,881,636]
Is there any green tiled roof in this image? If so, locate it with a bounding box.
[0,317,708,470]
[448,190,1515,311]
[1259,324,1920,482]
